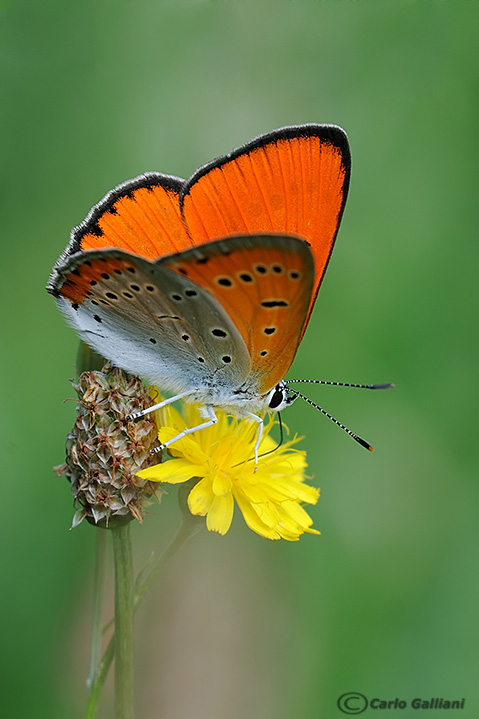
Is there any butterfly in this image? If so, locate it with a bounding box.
[48,124,388,461]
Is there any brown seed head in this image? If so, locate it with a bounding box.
[54,365,162,528]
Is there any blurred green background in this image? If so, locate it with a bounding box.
[2,1,478,717]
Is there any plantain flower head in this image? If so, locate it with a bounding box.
[55,365,162,528]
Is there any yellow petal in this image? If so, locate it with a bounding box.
[158,427,210,465]
[137,458,206,484]
[253,501,282,529]
[285,500,315,525]
[234,493,281,540]
[156,403,186,430]
[187,477,214,516]
[258,476,319,504]
[211,472,233,496]
[274,501,320,540]
[239,480,288,504]
[206,493,234,535]
[264,452,307,475]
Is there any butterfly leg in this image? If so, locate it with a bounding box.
[246,413,264,469]
[127,390,197,420]
[151,405,218,455]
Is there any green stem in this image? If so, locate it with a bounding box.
[87,529,107,693]
[83,516,201,718]
[112,523,134,719]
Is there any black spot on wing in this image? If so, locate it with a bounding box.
[261,300,289,308]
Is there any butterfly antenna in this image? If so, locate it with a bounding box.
[253,413,284,462]
[264,412,285,455]
[287,379,395,390]
[278,412,284,446]
[288,389,374,451]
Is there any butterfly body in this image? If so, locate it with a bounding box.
[48,124,351,449]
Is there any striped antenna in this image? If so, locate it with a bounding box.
[287,379,395,390]
[287,388,374,451]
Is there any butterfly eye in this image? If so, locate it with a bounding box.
[268,385,285,410]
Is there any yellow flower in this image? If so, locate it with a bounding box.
[137,400,320,540]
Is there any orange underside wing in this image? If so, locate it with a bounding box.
[60,257,135,304]
[163,238,314,391]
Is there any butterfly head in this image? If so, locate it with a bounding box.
[265,380,298,412]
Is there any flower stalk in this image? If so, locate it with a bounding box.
[83,513,201,718]
[112,523,134,719]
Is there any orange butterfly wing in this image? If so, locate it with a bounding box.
[70,173,192,259]
[162,234,314,392]
[181,124,350,332]
[65,127,349,324]
[60,125,349,389]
